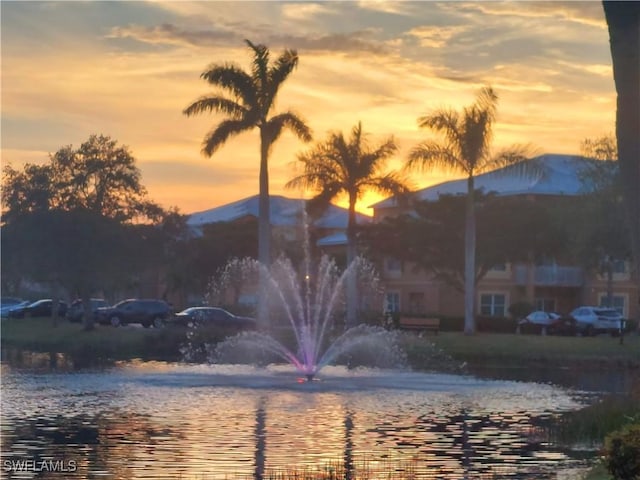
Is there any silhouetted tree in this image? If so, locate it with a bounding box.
[405,86,537,334]
[183,40,312,271]
[361,194,567,294]
[286,122,410,328]
[1,135,167,329]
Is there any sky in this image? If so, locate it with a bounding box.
[1,1,616,215]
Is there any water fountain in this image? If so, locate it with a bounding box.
[185,252,408,381]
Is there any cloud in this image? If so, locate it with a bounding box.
[107,23,240,48]
[281,3,337,21]
[454,1,607,29]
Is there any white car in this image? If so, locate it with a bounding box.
[518,311,561,334]
[521,311,561,325]
[569,306,624,336]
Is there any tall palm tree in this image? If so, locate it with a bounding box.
[286,121,411,328]
[183,40,312,270]
[405,86,535,335]
[603,1,640,283]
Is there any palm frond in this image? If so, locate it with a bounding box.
[365,172,413,198]
[202,119,255,157]
[200,64,256,107]
[361,136,398,175]
[484,146,544,179]
[183,95,247,119]
[473,86,498,120]
[418,109,462,149]
[265,111,312,148]
[267,49,299,106]
[459,109,492,172]
[406,141,467,175]
[245,39,269,92]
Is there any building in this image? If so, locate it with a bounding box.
[187,194,370,248]
[370,154,639,321]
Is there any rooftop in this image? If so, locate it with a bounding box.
[187,194,370,229]
[372,154,597,210]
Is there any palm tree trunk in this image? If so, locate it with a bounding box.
[604,1,640,283]
[346,192,358,330]
[464,176,476,335]
[257,128,271,329]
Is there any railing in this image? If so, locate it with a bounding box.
[514,265,584,287]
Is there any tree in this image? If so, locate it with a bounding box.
[361,193,567,295]
[575,135,630,308]
[286,122,410,328]
[1,135,166,330]
[183,40,312,271]
[603,1,640,286]
[405,86,536,334]
[2,134,161,224]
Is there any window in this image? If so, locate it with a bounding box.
[384,292,400,313]
[612,260,627,274]
[489,263,507,272]
[599,294,626,316]
[535,298,556,312]
[480,293,506,317]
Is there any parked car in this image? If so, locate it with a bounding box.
[567,306,624,336]
[1,298,29,319]
[171,307,256,330]
[517,311,561,334]
[8,299,68,319]
[67,298,109,323]
[95,299,171,328]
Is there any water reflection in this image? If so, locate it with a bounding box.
[0,361,595,479]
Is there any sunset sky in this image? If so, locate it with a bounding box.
[1,1,616,215]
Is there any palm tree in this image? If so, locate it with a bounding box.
[183,39,312,270]
[405,86,535,335]
[603,1,640,283]
[286,122,411,329]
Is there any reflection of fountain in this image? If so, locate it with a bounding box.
[197,253,406,380]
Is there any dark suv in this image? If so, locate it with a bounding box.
[95,299,171,328]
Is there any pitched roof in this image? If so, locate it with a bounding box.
[187,194,370,229]
[372,154,595,210]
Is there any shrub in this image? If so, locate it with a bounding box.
[603,423,640,480]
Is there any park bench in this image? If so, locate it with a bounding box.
[398,317,440,335]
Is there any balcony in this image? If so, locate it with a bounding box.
[514,265,584,287]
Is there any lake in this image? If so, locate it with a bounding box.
[0,352,618,479]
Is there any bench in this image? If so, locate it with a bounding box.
[398,317,440,335]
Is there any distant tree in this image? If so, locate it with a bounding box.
[575,135,630,307]
[286,122,411,328]
[361,194,567,294]
[183,40,312,272]
[1,135,166,329]
[1,209,137,328]
[2,134,162,224]
[405,86,537,334]
[603,1,640,284]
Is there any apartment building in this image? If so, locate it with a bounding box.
[370,154,639,320]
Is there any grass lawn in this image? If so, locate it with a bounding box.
[427,331,640,369]
[1,317,184,362]
[3,317,639,372]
